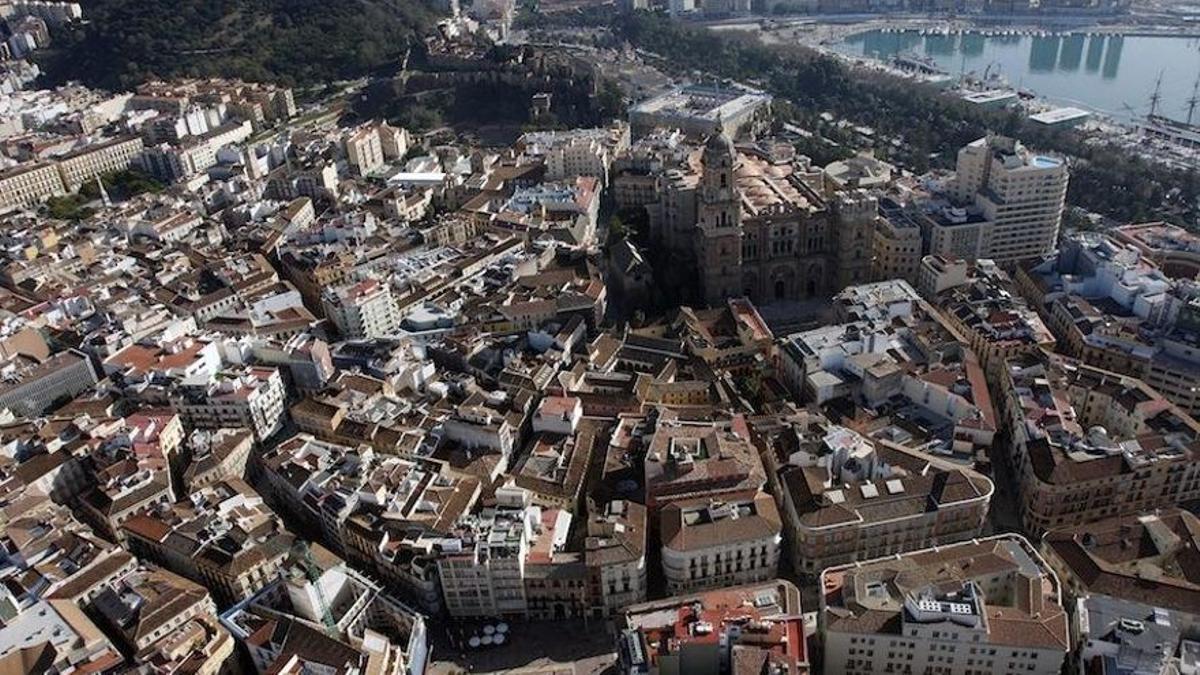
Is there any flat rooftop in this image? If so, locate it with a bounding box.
[630,84,771,122]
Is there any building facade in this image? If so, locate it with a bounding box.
[662,133,878,306]
[322,278,401,340]
[659,490,781,594]
[820,535,1070,675]
[952,135,1069,264]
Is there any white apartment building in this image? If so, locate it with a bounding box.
[521,125,630,187]
[821,535,1070,675]
[548,137,608,184]
[345,125,385,176]
[322,278,400,340]
[659,490,781,594]
[437,489,555,619]
[953,135,1069,264]
[917,255,969,299]
[172,367,287,441]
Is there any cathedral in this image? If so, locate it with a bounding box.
[652,130,877,307]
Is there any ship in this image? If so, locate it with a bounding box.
[1139,115,1200,150]
[889,51,949,76]
[1134,74,1200,150]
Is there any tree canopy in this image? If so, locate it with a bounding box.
[37,0,440,89]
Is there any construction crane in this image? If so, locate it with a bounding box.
[294,541,338,637]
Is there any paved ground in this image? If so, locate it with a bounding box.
[756,299,837,336]
[983,430,1025,535]
[427,619,618,675]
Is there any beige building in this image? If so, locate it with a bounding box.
[585,500,647,616]
[121,478,295,607]
[772,422,993,576]
[344,125,385,176]
[91,567,223,658]
[644,416,766,511]
[820,535,1070,675]
[55,136,145,190]
[377,122,411,161]
[1042,509,1200,626]
[1001,354,1200,534]
[916,255,969,299]
[654,133,875,307]
[659,489,781,594]
[932,260,1055,375]
[873,198,923,284]
[952,135,1069,264]
[0,161,66,212]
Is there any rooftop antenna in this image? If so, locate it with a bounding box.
[1148,71,1164,119]
[1186,75,1200,126]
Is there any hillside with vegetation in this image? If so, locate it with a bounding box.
[36,0,441,89]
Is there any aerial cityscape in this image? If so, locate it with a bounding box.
[0,0,1197,674]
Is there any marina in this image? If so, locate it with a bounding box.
[832,28,1200,125]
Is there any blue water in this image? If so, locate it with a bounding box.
[834,30,1200,124]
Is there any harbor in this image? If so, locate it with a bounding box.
[731,18,1200,169]
[831,28,1200,125]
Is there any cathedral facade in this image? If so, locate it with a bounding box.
[652,132,877,307]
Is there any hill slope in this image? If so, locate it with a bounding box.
[38,0,440,89]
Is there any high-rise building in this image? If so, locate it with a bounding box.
[953,135,1068,264]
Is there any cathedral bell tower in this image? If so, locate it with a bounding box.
[696,127,744,306]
